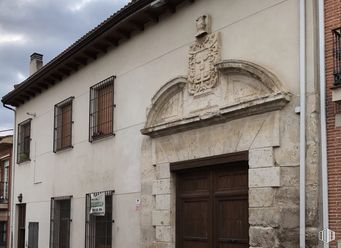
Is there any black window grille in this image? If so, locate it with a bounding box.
[333,28,341,85]
[50,196,72,248]
[0,159,9,203]
[17,119,31,163]
[54,97,74,152]
[89,76,115,142]
[17,204,26,248]
[28,222,38,248]
[85,191,114,248]
[0,221,6,247]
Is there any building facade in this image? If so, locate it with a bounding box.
[0,136,13,248]
[1,0,323,247]
[325,0,341,247]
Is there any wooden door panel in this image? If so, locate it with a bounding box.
[215,198,248,248]
[179,171,210,195]
[182,199,209,240]
[214,166,248,192]
[218,244,248,248]
[178,169,211,248]
[183,241,210,248]
[177,162,249,248]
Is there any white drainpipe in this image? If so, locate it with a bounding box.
[299,0,306,247]
[3,103,16,248]
[318,0,329,247]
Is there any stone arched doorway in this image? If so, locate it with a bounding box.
[140,59,291,248]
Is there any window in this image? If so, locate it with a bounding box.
[17,204,26,248]
[0,159,9,202]
[85,191,113,248]
[0,221,6,247]
[54,97,74,152]
[333,28,341,85]
[17,119,31,163]
[50,197,71,248]
[89,76,115,142]
[28,222,39,248]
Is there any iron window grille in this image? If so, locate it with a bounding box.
[0,221,6,247]
[17,204,26,248]
[54,97,74,152]
[17,119,31,163]
[89,76,115,142]
[49,196,72,248]
[85,190,114,248]
[333,28,341,85]
[0,159,9,203]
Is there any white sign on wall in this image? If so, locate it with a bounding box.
[90,192,105,216]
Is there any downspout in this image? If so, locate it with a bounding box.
[3,103,16,248]
[318,0,329,247]
[299,0,306,247]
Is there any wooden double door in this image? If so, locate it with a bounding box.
[176,162,249,248]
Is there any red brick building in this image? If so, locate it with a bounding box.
[325,0,341,247]
[0,136,12,248]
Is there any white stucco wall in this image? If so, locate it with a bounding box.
[10,0,311,247]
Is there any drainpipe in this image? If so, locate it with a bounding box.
[299,0,306,247]
[3,103,16,248]
[318,0,329,247]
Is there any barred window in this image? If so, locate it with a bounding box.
[0,221,6,247]
[89,76,115,142]
[17,119,31,163]
[54,97,74,152]
[0,159,9,202]
[333,28,341,85]
[85,191,113,248]
[49,197,71,248]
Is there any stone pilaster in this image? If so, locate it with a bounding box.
[248,147,281,248]
[152,162,175,248]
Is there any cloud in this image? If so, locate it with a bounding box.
[0,0,128,132]
[0,126,13,136]
[0,33,27,45]
[69,0,96,12]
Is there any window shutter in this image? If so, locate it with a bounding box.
[89,76,115,142]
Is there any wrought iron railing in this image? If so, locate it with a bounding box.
[333,28,341,85]
[0,182,9,203]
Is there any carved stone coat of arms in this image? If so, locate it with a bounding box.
[188,16,220,95]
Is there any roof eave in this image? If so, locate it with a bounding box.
[2,0,193,107]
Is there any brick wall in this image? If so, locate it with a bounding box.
[325,0,341,247]
[0,142,12,248]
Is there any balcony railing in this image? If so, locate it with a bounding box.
[0,182,9,203]
[333,28,341,85]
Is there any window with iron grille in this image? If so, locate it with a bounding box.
[333,28,341,85]
[0,221,6,247]
[54,97,74,152]
[85,191,113,248]
[89,76,115,142]
[0,159,9,203]
[49,196,71,248]
[17,119,31,163]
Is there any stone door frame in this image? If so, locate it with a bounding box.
[148,146,279,248]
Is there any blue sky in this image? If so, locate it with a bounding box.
[0,0,129,135]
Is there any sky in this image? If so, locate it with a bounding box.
[0,0,129,136]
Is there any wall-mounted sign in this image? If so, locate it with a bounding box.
[135,198,141,211]
[90,192,105,216]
